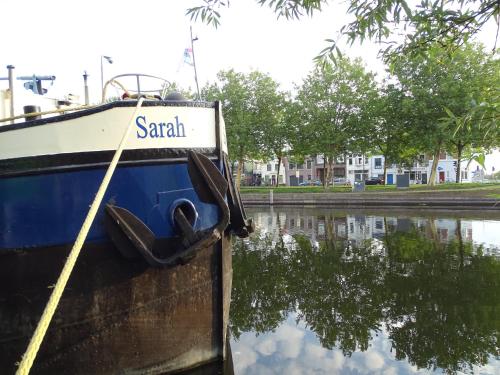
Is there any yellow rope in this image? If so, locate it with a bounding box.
[16,98,145,375]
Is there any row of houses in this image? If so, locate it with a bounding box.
[252,210,476,249]
[240,153,484,186]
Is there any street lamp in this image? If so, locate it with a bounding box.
[100,55,113,101]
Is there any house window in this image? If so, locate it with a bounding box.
[374,158,382,169]
[357,156,363,165]
[307,160,312,169]
[308,175,312,180]
[267,164,272,171]
[348,158,353,165]
[275,164,279,171]
[461,170,468,180]
[289,163,295,170]
[297,163,304,169]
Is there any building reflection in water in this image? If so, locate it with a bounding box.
[230,208,500,374]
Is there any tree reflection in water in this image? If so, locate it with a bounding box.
[230,211,500,374]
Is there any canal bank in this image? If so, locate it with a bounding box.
[241,191,500,210]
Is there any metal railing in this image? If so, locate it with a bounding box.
[101,73,171,103]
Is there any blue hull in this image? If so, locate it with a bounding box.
[0,162,220,250]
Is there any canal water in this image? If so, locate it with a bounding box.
[229,207,500,374]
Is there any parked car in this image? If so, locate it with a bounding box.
[299,180,322,186]
[364,177,384,185]
[332,177,350,186]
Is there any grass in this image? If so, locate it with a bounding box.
[239,182,500,194]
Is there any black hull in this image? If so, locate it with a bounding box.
[0,236,232,374]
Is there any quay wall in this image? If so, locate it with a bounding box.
[241,192,500,210]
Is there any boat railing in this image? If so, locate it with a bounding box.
[0,105,92,124]
[0,70,172,124]
[102,73,171,103]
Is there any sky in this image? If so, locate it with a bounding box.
[0,0,407,100]
[1,0,498,171]
[231,312,499,374]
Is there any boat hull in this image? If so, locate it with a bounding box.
[0,100,249,373]
[0,159,221,250]
[0,234,232,374]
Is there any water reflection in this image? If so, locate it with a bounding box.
[230,208,500,374]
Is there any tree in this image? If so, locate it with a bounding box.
[294,57,377,186]
[369,83,413,184]
[187,0,499,59]
[389,43,499,185]
[203,70,284,186]
[262,94,295,186]
[444,52,500,181]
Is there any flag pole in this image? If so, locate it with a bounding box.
[190,26,201,100]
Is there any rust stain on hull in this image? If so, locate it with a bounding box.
[0,236,232,374]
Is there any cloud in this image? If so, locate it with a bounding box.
[304,342,328,359]
[364,351,385,370]
[274,323,305,359]
[255,338,277,356]
[233,343,258,374]
[331,350,346,370]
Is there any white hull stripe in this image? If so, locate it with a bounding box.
[0,102,218,161]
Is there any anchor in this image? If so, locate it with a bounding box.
[104,151,252,267]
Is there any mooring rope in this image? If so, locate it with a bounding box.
[16,98,145,375]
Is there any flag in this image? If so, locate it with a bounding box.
[183,48,193,66]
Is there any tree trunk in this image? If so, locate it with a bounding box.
[409,159,413,184]
[283,157,289,186]
[428,146,441,186]
[235,158,244,190]
[428,216,439,245]
[323,155,327,188]
[276,155,282,186]
[326,157,334,188]
[383,157,388,185]
[455,141,463,183]
[456,219,464,270]
[231,160,236,178]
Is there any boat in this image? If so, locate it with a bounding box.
[0,69,252,374]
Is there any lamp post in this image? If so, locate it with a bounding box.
[190,27,200,100]
[100,55,113,101]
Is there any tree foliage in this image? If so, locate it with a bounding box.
[293,56,378,185]
[230,212,500,372]
[202,69,288,186]
[187,0,499,60]
[369,83,414,182]
[389,43,499,184]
